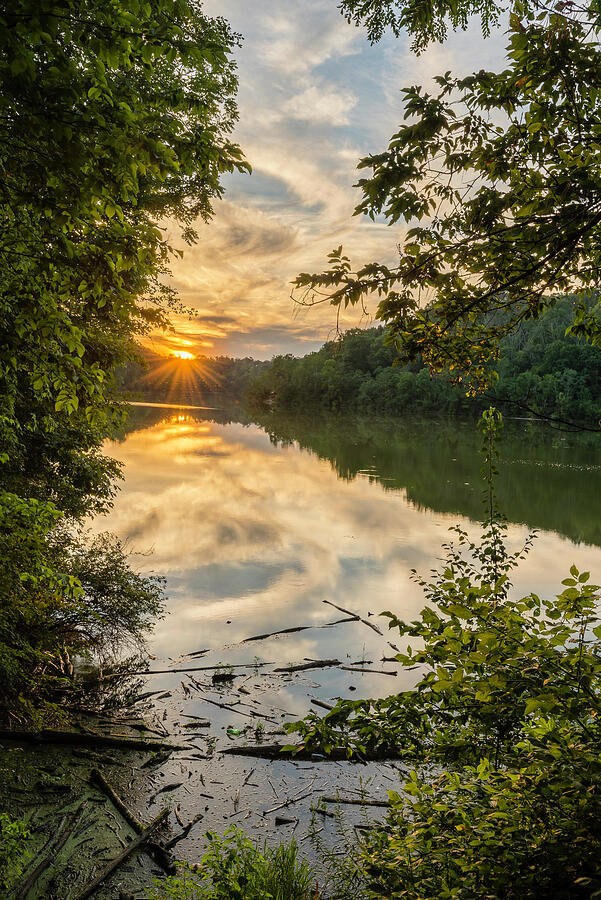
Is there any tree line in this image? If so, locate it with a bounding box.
[246,295,601,427]
[115,348,269,403]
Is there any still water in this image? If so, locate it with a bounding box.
[91,405,601,860]
[104,404,601,665]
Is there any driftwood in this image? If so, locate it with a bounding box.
[273,659,341,673]
[103,662,271,679]
[15,803,86,900]
[322,795,390,808]
[0,728,185,752]
[72,808,170,900]
[310,697,335,711]
[193,694,273,721]
[322,599,383,635]
[180,648,210,660]
[264,788,316,815]
[275,815,298,826]
[241,616,358,643]
[164,811,205,850]
[90,769,175,874]
[340,666,397,676]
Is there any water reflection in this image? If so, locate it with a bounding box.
[88,406,601,860]
[99,406,601,675]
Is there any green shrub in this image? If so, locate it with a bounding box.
[152,827,315,900]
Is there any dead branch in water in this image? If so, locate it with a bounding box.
[72,807,170,900]
[273,659,341,673]
[340,666,397,676]
[322,795,390,807]
[322,599,383,635]
[310,697,335,711]
[0,728,185,753]
[241,616,358,643]
[102,662,271,678]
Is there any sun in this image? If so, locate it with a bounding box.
[170,350,196,360]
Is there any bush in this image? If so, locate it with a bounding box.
[0,492,164,720]
[152,828,316,900]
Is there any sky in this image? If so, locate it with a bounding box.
[145,0,508,361]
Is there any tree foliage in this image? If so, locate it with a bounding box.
[0,0,247,506]
[339,0,503,49]
[295,0,601,388]
[0,0,247,717]
[288,411,601,897]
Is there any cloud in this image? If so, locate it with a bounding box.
[255,2,361,76]
[148,1,512,360]
[283,83,357,126]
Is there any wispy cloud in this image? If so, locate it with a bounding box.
[147,1,509,359]
[283,83,357,126]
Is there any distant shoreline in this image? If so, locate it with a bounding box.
[126,400,217,410]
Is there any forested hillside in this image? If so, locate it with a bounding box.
[247,296,601,425]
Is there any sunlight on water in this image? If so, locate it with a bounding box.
[99,408,601,685]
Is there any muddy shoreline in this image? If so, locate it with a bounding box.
[3,609,407,898]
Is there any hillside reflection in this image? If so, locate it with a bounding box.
[121,404,601,548]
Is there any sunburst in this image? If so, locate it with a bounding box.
[140,353,223,404]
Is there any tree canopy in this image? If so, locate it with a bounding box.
[0,0,247,715]
[295,0,601,389]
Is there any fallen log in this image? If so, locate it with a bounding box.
[273,659,341,673]
[340,666,397,676]
[219,743,348,760]
[91,769,175,874]
[322,795,390,807]
[91,769,143,833]
[72,808,170,900]
[15,803,86,900]
[220,743,404,762]
[0,728,185,753]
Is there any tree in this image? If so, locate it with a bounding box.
[294,0,601,389]
[0,0,248,715]
[0,0,248,509]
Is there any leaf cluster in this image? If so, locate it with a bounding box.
[0,813,30,890]
[297,0,601,389]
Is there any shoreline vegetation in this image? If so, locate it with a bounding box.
[245,295,601,428]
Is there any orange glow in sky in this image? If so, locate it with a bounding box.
[170,350,196,360]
